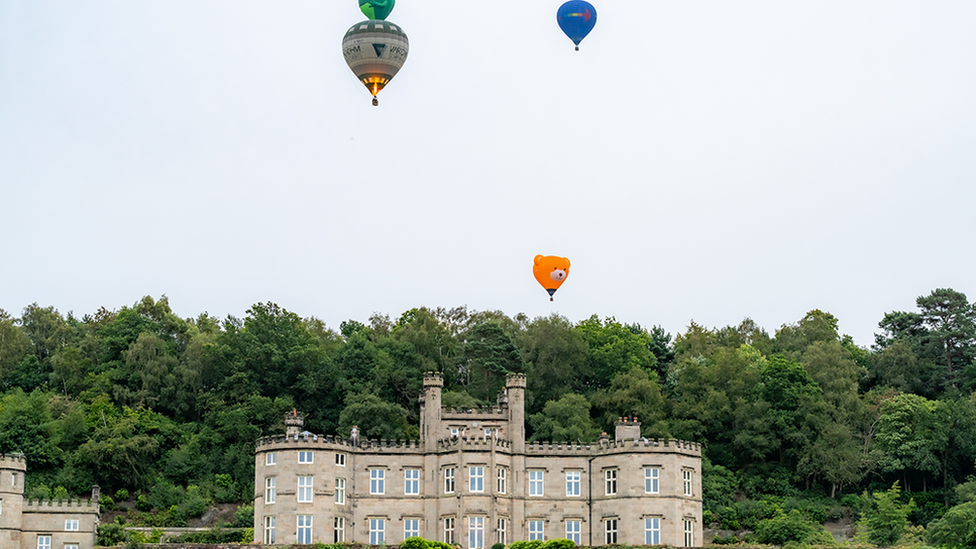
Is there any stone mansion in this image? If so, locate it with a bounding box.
[253,373,703,547]
[0,453,100,549]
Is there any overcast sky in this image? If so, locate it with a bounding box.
[2,1,975,347]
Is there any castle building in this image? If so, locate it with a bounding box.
[253,373,702,547]
[0,453,100,549]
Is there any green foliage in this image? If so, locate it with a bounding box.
[528,392,599,442]
[754,509,830,546]
[542,539,577,549]
[856,482,916,547]
[491,544,506,549]
[509,541,545,549]
[401,536,431,549]
[233,503,254,527]
[926,501,976,547]
[97,522,129,545]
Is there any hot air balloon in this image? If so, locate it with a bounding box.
[533,255,571,301]
[342,20,409,106]
[359,0,395,20]
[556,0,597,51]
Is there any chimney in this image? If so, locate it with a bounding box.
[614,414,641,441]
[285,410,305,437]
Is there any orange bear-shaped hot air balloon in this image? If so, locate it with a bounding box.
[533,255,571,301]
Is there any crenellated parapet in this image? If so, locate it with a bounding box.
[25,499,99,509]
[441,406,507,417]
[423,371,444,388]
[437,436,513,450]
[0,452,27,470]
[505,372,527,388]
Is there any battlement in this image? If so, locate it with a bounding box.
[25,498,98,510]
[441,406,507,417]
[505,373,527,388]
[256,434,426,454]
[438,436,513,450]
[256,433,355,448]
[0,452,27,469]
[423,371,444,387]
[524,437,701,457]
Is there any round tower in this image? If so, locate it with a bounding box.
[0,453,26,548]
[421,372,443,451]
[505,373,527,453]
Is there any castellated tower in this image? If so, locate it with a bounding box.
[505,373,526,453]
[420,371,443,451]
[0,453,26,548]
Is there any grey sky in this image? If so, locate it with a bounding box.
[2,1,974,347]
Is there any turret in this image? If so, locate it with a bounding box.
[421,372,443,451]
[506,373,527,452]
[0,453,26,548]
[285,409,305,438]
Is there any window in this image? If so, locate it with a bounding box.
[336,453,346,466]
[444,467,455,494]
[605,519,618,544]
[529,520,545,541]
[566,471,580,497]
[264,516,276,544]
[370,469,385,495]
[405,469,420,495]
[335,478,346,504]
[65,519,79,531]
[444,517,455,544]
[529,470,544,497]
[298,476,313,503]
[299,451,313,464]
[405,519,421,539]
[65,545,79,549]
[605,469,617,496]
[297,515,313,544]
[645,518,661,545]
[37,536,51,549]
[334,517,345,543]
[484,428,491,439]
[497,518,507,545]
[12,473,17,487]
[497,468,507,494]
[645,468,659,494]
[451,427,459,438]
[469,466,484,492]
[469,516,484,549]
[265,477,276,504]
[370,518,385,545]
[266,452,276,466]
[566,520,581,545]
[684,520,694,547]
[683,470,693,497]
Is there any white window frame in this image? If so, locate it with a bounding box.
[605,469,617,496]
[405,469,420,495]
[645,517,661,545]
[264,516,276,544]
[497,518,507,545]
[370,518,386,545]
[336,453,346,466]
[444,517,455,544]
[65,519,80,531]
[405,518,421,539]
[298,450,313,464]
[529,470,544,497]
[266,452,276,466]
[469,466,484,493]
[265,477,276,504]
[297,514,313,544]
[444,467,455,494]
[37,536,52,549]
[566,520,581,545]
[645,468,659,494]
[684,520,694,547]
[370,468,385,495]
[335,477,346,504]
[566,470,581,497]
[683,470,693,497]
[334,516,345,543]
[605,519,618,544]
[528,520,545,541]
[469,516,485,549]
[497,468,507,494]
[298,476,313,503]
[64,545,79,549]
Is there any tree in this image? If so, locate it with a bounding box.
[528,393,599,443]
[916,288,976,378]
[576,315,656,391]
[591,368,669,438]
[337,392,416,441]
[873,394,950,491]
[519,314,589,415]
[856,482,915,547]
[0,309,30,387]
[456,322,523,402]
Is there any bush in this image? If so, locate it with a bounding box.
[401,537,431,549]
[97,523,129,546]
[755,509,825,546]
[115,488,130,501]
[510,541,544,549]
[543,539,577,549]
[135,494,152,511]
[926,501,976,547]
[233,504,254,527]
[491,544,506,549]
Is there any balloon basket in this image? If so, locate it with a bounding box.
[372,98,379,106]
[575,46,579,51]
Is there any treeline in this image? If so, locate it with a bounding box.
[1,290,976,542]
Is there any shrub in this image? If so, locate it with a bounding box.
[401,537,431,549]
[543,539,577,549]
[135,494,152,511]
[492,543,506,549]
[510,541,544,549]
[233,504,254,527]
[115,488,130,501]
[97,523,129,546]
[754,509,822,546]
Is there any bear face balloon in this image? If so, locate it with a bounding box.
[533,255,571,301]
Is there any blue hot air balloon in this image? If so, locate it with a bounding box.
[557,0,597,51]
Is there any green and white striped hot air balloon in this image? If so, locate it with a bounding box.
[342,20,409,106]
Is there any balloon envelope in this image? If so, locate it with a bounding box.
[556,0,597,47]
[359,0,395,20]
[533,255,571,299]
[342,20,409,102]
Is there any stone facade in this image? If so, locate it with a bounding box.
[254,373,703,547]
[0,453,100,549]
